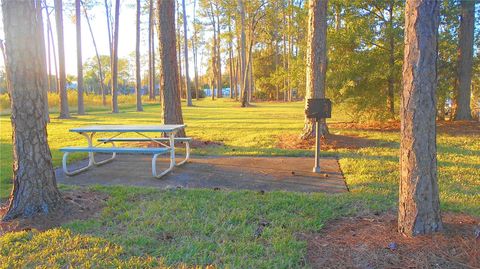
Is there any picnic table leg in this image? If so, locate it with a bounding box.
[152,131,176,178]
[169,131,176,166]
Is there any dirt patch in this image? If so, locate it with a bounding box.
[301,213,479,268]
[277,134,378,150]
[0,189,108,235]
[331,120,480,135]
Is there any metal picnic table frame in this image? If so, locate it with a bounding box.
[63,124,186,178]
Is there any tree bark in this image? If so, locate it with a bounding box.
[228,19,234,99]
[157,0,186,137]
[2,0,64,221]
[148,0,154,100]
[239,0,249,107]
[192,0,199,100]
[216,12,222,98]
[35,0,50,123]
[76,0,85,115]
[301,0,329,139]
[136,0,143,111]
[111,0,120,113]
[453,0,475,120]
[54,0,70,118]
[398,0,442,236]
[182,0,193,106]
[46,5,59,94]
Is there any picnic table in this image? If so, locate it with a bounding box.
[60,124,190,178]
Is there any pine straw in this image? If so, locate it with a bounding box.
[300,213,480,269]
[0,189,108,235]
[277,134,378,150]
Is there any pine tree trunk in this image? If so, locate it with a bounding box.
[182,0,192,106]
[35,0,50,123]
[148,0,154,101]
[239,0,248,107]
[228,20,234,99]
[54,0,70,118]
[398,0,442,236]
[216,13,222,98]
[76,0,85,115]
[302,0,329,139]
[135,0,143,111]
[157,0,185,137]
[46,5,59,94]
[192,0,199,100]
[111,0,119,113]
[2,0,64,221]
[453,0,475,120]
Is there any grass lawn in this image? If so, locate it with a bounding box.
[0,98,479,268]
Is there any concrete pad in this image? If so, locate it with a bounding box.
[56,155,348,193]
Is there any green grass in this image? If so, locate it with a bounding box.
[0,98,479,268]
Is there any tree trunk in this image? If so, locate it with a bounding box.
[2,0,64,221]
[176,4,183,100]
[239,0,249,107]
[54,0,70,118]
[82,2,106,106]
[111,0,119,113]
[301,0,329,139]
[157,0,185,137]
[36,0,50,123]
[182,0,192,106]
[136,0,143,111]
[45,4,52,93]
[216,12,222,98]
[192,0,199,100]
[148,0,154,100]
[228,19,234,99]
[76,0,85,115]
[398,0,442,236]
[46,5,59,95]
[453,0,475,120]
[151,4,156,101]
[104,0,113,96]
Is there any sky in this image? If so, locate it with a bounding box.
[0,0,201,77]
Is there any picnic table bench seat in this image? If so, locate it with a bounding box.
[97,137,191,166]
[59,146,173,178]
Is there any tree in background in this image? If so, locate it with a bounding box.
[148,0,155,101]
[302,0,329,139]
[76,0,85,115]
[2,0,64,221]
[82,0,107,105]
[453,0,476,120]
[182,0,193,106]
[111,0,120,113]
[54,0,70,118]
[135,0,143,111]
[157,0,186,137]
[398,0,442,236]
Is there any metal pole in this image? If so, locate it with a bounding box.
[313,120,321,173]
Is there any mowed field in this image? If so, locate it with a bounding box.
[0,98,478,268]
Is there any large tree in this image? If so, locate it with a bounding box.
[111,0,120,113]
[2,0,64,221]
[76,0,85,115]
[453,0,476,120]
[398,0,442,236]
[135,0,143,111]
[302,0,329,139]
[54,0,70,118]
[157,0,186,137]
